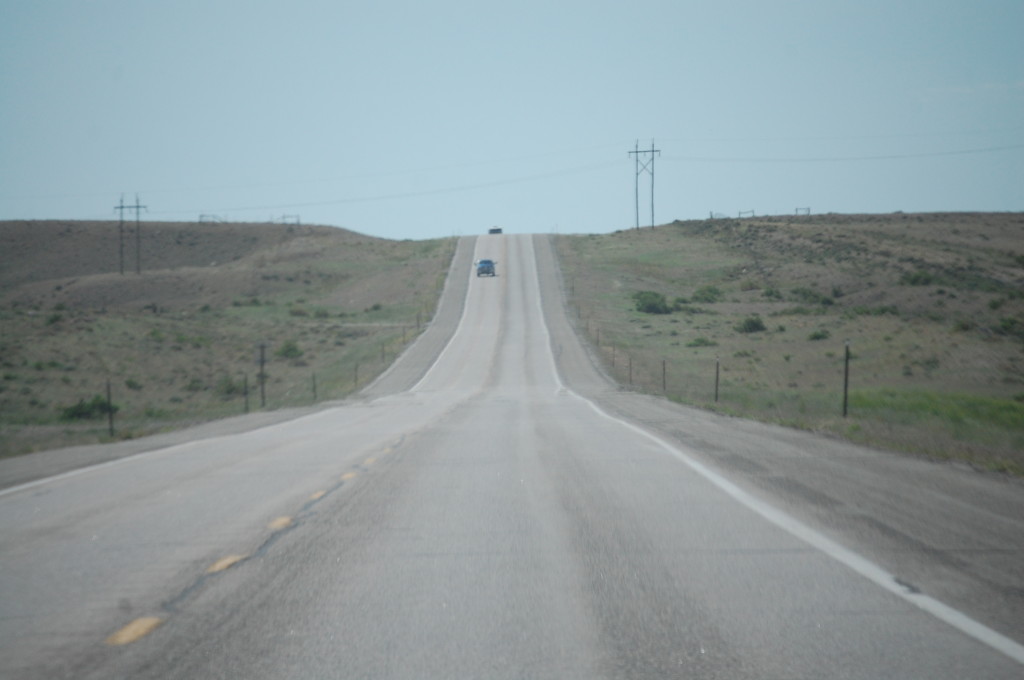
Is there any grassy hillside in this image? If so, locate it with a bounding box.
[555,212,1024,475]
[0,220,455,456]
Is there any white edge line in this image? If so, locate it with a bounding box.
[530,234,1024,666]
[366,237,471,394]
[576,392,1024,665]
[525,235,566,393]
[409,239,478,394]
[0,403,350,500]
[0,442,193,499]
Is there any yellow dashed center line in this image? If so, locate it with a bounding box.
[106,616,162,645]
[267,516,293,531]
[207,554,247,574]
[105,469,375,650]
[364,457,377,466]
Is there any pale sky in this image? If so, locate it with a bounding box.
[2,0,1021,240]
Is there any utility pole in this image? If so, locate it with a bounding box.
[128,194,148,274]
[628,139,660,229]
[113,195,128,275]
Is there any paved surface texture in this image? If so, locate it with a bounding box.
[1,234,1022,679]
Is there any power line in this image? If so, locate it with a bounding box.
[146,160,620,217]
[4,143,627,203]
[657,125,1024,145]
[662,143,1024,164]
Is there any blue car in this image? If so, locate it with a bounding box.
[476,259,496,277]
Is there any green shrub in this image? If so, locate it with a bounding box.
[998,317,1024,340]
[901,270,935,286]
[852,305,899,317]
[691,285,724,303]
[174,334,209,348]
[735,316,767,333]
[276,340,304,359]
[791,287,834,305]
[674,304,714,315]
[686,336,718,347]
[777,306,820,316]
[59,395,117,421]
[216,375,246,398]
[808,329,831,341]
[632,291,671,314]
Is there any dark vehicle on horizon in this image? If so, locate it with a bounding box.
[476,259,496,277]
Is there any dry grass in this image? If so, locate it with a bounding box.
[0,220,455,456]
[556,212,1024,475]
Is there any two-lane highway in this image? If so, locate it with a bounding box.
[1,234,1022,678]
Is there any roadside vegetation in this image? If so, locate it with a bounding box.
[555,212,1024,476]
[0,220,455,456]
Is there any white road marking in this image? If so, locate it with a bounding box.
[570,392,1024,665]
[409,239,478,393]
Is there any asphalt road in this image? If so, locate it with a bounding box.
[1,234,1022,679]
